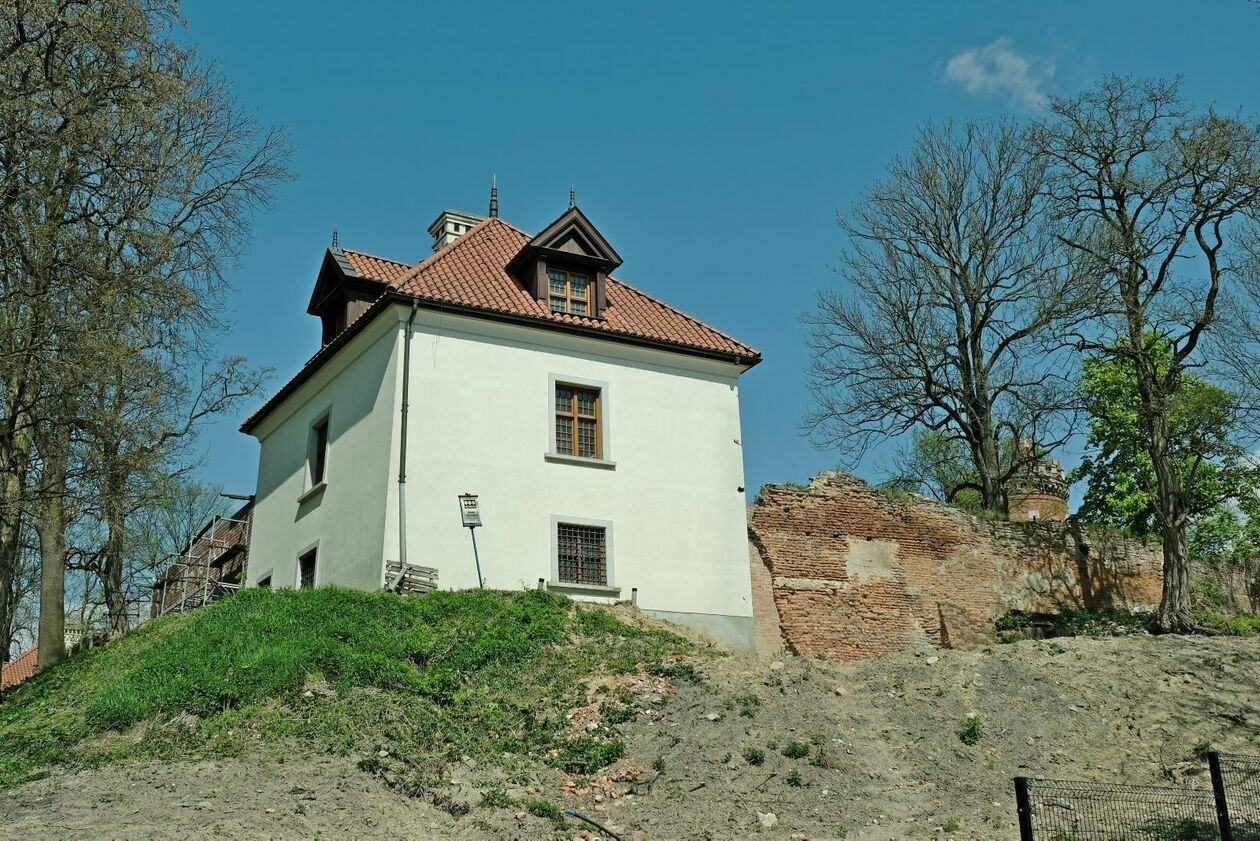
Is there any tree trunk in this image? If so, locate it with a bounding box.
[1146,407,1197,632]
[35,430,69,668]
[0,422,33,663]
[1156,522,1196,632]
[102,463,129,637]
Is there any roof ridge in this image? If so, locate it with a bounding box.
[608,276,759,355]
[398,217,523,288]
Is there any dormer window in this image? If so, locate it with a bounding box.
[548,270,590,316]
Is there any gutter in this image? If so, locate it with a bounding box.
[396,299,420,576]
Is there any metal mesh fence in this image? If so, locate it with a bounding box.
[1215,752,1260,841]
[1017,777,1223,840]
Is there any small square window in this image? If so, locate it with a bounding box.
[298,549,316,589]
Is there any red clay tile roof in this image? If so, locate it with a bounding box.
[339,248,414,285]
[242,216,758,432]
[0,646,37,690]
[390,218,760,360]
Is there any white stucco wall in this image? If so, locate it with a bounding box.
[245,314,402,592]
[246,304,756,647]
[394,309,754,640]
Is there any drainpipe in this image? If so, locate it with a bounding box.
[397,300,420,578]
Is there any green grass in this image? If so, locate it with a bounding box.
[0,587,694,789]
[1197,612,1260,637]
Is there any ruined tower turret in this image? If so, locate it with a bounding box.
[1008,441,1069,522]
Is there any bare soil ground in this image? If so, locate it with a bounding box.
[2,633,1258,840]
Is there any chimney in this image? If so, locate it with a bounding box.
[426,209,484,252]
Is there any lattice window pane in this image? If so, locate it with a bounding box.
[571,300,587,316]
[557,523,606,586]
[550,296,567,313]
[570,275,588,298]
[575,389,596,416]
[577,419,597,457]
[556,416,573,454]
[555,386,574,413]
[549,272,567,295]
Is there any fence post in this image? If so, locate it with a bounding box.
[1209,751,1234,841]
[1013,776,1034,841]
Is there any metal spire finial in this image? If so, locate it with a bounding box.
[489,174,499,218]
[331,228,339,248]
[569,185,575,208]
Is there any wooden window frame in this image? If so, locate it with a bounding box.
[548,269,590,316]
[555,383,601,459]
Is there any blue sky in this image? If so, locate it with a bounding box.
[182,0,1260,501]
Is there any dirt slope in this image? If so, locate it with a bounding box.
[2,633,1257,840]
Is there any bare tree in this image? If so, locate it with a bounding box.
[1033,76,1260,632]
[807,120,1087,513]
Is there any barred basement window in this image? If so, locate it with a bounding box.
[298,549,316,589]
[556,523,607,586]
[555,384,600,459]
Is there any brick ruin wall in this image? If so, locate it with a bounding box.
[748,471,1165,660]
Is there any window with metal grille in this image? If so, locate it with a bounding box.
[548,270,590,316]
[555,384,600,458]
[298,549,316,589]
[556,523,607,586]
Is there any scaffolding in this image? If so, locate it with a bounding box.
[151,503,252,618]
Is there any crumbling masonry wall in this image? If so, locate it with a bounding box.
[748,472,1164,660]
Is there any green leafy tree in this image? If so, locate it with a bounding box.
[882,430,985,513]
[1072,342,1260,544]
[1036,77,1260,631]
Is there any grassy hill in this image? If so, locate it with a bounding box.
[0,587,695,792]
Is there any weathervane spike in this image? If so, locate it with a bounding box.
[489,174,499,218]
[569,185,575,208]
[331,228,338,248]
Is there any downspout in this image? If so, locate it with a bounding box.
[397,300,419,578]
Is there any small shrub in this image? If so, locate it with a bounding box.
[767,738,779,751]
[742,747,765,766]
[782,740,810,759]
[722,751,732,764]
[943,816,960,833]
[525,799,568,829]
[732,693,761,718]
[548,737,625,774]
[652,755,666,774]
[601,703,635,724]
[649,662,702,683]
[786,770,803,787]
[958,715,983,746]
[479,787,512,808]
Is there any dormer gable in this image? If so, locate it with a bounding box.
[508,206,622,319]
[307,246,391,345]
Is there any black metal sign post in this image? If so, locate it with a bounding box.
[458,493,484,588]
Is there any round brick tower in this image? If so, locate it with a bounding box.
[1008,442,1069,522]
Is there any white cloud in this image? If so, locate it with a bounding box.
[944,38,1053,109]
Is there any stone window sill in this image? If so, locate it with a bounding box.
[544,452,616,470]
[297,481,327,505]
[546,581,621,598]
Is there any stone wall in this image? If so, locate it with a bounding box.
[748,471,1164,660]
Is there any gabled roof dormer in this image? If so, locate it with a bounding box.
[307,245,396,345]
[507,205,623,319]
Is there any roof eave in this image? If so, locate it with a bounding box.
[241,292,759,434]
